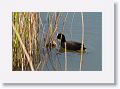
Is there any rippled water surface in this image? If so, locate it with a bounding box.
[40,12,102,71]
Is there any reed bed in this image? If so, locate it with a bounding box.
[12,12,61,71]
[12,12,41,71]
[12,12,86,71]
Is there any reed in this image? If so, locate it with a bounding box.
[49,12,60,43]
[12,23,34,71]
[36,12,50,71]
[61,13,68,71]
[62,12,68,34]
[80,12,84,71]
[46,12,61,70]
[12,12,85,71]
[64,42,67,71]
[70,12,75,39]
[12,12,41,71]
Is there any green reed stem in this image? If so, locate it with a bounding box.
[12,23,34,71]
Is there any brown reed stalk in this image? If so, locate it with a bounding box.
[80,12,84,71]
[28,13,33,70]
[47,49,56,70]
[51,12,62,70]
[51,12,60,37]
[12,23,34,71]
[20,13,24,71]
[56,52,62,71]
[65,42,67,71]
[39,13,44,49]
[38,13,48,70]
[12,12,41,71]
[32,13,38,69]
[36,60,42,70]
[70,12,75,39]
[12,12,23,71]
[47,13,59,45]
[61,12,68,34]
[61,13,68,71]
[36,13,42,70]
[48,13,53,49]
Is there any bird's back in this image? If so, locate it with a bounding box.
[61,41,86,51]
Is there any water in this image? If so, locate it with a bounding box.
[40,12,102,71]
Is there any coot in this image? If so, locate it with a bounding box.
[57,33,86,51]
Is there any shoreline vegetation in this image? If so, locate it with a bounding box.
[12,12,84,71]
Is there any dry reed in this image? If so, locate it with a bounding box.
[70,12,75,39]
[12,12,85,71]
[12,23,34,71]
[80,12,84,71]
[65,42,67,71]
[61,13,68,71]
[12,12,41,71]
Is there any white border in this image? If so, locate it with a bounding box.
[0,0,114,83]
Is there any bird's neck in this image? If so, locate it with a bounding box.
[61,39,66,46]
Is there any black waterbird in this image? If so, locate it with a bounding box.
[57,33,86,51]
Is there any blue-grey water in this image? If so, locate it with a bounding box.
[39,12,102,71]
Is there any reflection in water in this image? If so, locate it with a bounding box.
[40,12,102,71]
[12,12,102,71]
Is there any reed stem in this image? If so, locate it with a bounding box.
[80,12,84,71]
[12,23,34,71]
[62,12,68,34]
[65,42,67,71]
[70,12,75,39]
